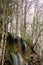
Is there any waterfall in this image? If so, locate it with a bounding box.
[23,41,27,52]
[17,53,23,65]
[14,36,27,55]
[8,36,28,65]
[25,62,28,65]
[21,40,27,56]
[9,52,24,65]
[9,53,18,65]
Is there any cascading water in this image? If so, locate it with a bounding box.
[9,52,24,65]
[23,41,27,53]
[9,53,18,65]
[25,62,28,65]
[17,53,23,65]
[17,36,27,57]
[8,36,28,65]
[21,40,27,57]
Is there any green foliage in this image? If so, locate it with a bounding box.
[6,42,14,53]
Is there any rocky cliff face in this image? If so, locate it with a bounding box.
[4,42,42,65]
[0,33,42,65]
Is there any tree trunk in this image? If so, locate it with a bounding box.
[1,24,8,65]
[23,0,27,38]
[20,0,24,37]
[1,6,8,65]
[16,0,18,36]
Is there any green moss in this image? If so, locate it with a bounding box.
[6,42,14,53]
